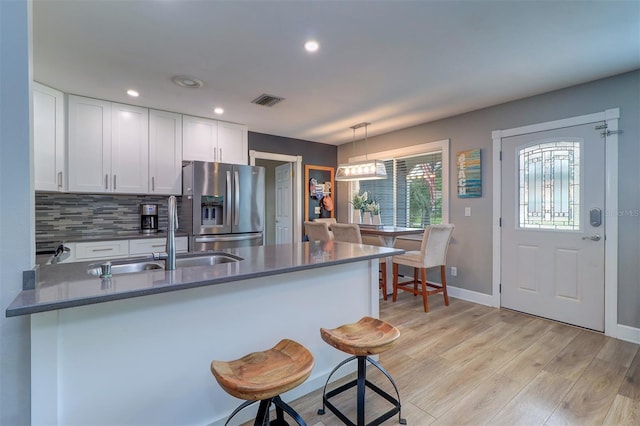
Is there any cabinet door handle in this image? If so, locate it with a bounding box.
[105,174,109,190]
[113,174,117,190]
[152,176,155,191]
[57,171,63,188]
[92,247,114,252]
[219,147,223,162]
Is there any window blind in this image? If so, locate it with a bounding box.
[358,151,443,227]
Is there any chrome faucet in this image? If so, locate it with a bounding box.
[166,195,178,270]
[153,195,178,270]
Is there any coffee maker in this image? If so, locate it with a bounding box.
[140,204,159,234]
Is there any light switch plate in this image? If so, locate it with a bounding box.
[315,206,321,214]
[465,207,471,217]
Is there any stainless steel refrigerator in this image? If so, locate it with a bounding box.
[181,161,265,251]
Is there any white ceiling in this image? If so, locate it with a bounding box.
[33,0,640,145]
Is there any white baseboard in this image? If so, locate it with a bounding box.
[447,285,494,307]
[616,324,640,345]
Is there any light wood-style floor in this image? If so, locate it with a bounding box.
[243,292,639,426]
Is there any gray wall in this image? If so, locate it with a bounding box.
[337,70,640,328]
[249,132,338,236]
[0,1,31,424]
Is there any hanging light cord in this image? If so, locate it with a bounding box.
[364,123,369,160]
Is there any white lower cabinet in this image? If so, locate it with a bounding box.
[67,237,188,263]
[129,237,188,256]
[74,240,130,261]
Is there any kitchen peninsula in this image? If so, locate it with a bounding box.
[7,241,402,426]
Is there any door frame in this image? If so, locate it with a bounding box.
[249,150,303,244]
[492,109,619,337]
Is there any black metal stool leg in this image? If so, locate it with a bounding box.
[225,400,258,426]
[255,398,272,426]
[318,355,406,426]
[317,355,357,415]
[366,357,406,425]
[357,356,367,426]
[272,395,307,426]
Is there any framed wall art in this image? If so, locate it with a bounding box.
[457,148,482,198]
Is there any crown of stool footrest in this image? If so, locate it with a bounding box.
[210,338,314,401]
[320,316,400,356]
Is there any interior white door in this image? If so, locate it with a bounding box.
[501,123,605,331]
[275,163,293,244]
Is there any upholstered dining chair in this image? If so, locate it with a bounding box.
[313,218,337,224]
[330,223,362,244]
[304,221,333,242]
[392,224,454,312]
[331,223,389,301]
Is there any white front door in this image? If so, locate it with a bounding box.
[501,123,605,331]
[275,162,293,244]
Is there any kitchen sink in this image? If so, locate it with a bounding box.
[87,260,165,276]
[174,253,243,267]
[87,252,243,276]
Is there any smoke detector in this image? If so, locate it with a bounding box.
[172,75,204,88]
[251,94,285,107]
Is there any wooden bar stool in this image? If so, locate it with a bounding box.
[211,339,314,425]
[317,317,406,426]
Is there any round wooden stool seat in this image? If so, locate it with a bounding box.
[211,338,314,402]
[320,316,400,356]
[318,317,405,425]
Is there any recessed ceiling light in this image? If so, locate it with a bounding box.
[214,107,224,115]
[126,89,139,97]
[171,75,204,88]
[304,40,319,53]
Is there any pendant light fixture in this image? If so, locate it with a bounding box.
[335,122,387,181]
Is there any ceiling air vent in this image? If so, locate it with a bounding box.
[251,94,285,107]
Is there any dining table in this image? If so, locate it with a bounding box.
[358,225,425,294]
[358,225,425,248]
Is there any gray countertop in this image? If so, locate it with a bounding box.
[6,241,403,317]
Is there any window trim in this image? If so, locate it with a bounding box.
[348,139,450,224]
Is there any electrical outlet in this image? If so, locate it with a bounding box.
[314,206,321,214]
[451,266,457,276]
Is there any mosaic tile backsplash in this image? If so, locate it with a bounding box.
[36,193,181,243]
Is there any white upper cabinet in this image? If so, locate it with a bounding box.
[67,95,112,193]
[33,82,66,191]
[149,110,182,195]
[217,121,248,165]
[67,95,149,193]
[183,115,248,165]
[182,115,217,162]
[111,102,149,193]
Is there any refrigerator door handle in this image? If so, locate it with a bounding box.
[194,234,262,243]
[234,170,240,226]
[226,170,232,226]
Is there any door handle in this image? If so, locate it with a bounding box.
[234,170,240,226]
[582,234,601,241]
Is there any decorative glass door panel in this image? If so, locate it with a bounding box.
[518,139,581,230]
